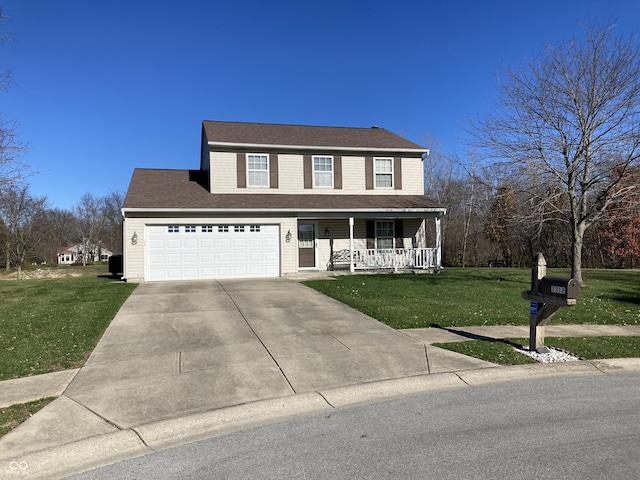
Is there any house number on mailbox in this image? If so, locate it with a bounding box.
[550,285,566,295]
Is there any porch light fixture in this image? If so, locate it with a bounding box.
[324,227,330,238]
[131,231,138,245]
[285,230,292,243]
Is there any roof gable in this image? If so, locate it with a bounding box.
[202,121,426,152]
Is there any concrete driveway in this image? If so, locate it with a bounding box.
[1,278,497,470]
[64,279,433,428]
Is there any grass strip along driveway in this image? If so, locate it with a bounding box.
[0,270,136,437]
[304,268,640,363]
[0,274,137,381]
[434,336,640,366]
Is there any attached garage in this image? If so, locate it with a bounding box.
[145,224,280,281]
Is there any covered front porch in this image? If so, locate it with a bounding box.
[295,213,444,273]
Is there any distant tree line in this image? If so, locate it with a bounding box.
[0,189,124,277]
[423,141,640,270]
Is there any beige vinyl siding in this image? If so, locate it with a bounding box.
[280,217,298,273]
[341,157,366,192]
[278,154,305,192]
[400,158,425,195]
[123,217,146,282]
[209,151,237,193]
[206,151,424,195]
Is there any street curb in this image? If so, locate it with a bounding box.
[4,360,640,479]
[133,392,333,451]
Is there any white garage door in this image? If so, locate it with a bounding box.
[146,224,280,281]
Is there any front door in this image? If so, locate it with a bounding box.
[298,223,316,268]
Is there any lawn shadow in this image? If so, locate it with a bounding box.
[610,290,640,305]
[432,324,524,348]
[97,274,124,281]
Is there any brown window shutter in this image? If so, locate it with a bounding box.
[394,157,402,190]
[366,220,375,249]
[304,154,312,189]
[269,153,278,189]
[394,219,404,249]
[334,155,342,189]
[237,153,246,188]
[365,156,374,190]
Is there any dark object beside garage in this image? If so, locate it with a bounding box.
[109,254,123,276]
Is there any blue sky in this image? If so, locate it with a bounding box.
[2,0,640,209]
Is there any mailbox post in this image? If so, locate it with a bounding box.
[521,253,580,352]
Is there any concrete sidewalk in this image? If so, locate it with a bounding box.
[403,324,640,344]
[1,278,640,479]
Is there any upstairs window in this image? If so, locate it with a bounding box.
[247,154,269,187]
[375,157,393,188]
[313,156,333,188]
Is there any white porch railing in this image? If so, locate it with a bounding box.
[350,248,438,270]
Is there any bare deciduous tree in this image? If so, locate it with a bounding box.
[100,190,124,254]
[0,8,29,186]
[0,183,47,278]
[74,192,104,266]
[469,22,640,284]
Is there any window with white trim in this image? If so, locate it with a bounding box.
[247,153,269,187]
[313,155,333,188]
[234,225,245,232]
[374,157,393,188]
[250,225,261,232]
[185,225,196,233]
[168,225,180,233]
[375,221,394,250]
[218,225,229,233]
[202,225,213,233]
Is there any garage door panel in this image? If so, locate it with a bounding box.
[146,224,280,281]
[183,239,198,248]
[165,239,182,249]
[183,254,199,263]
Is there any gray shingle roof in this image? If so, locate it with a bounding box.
[202,120,426,152]
[123,169,443,212]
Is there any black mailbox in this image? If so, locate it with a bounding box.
[538,276,580,299]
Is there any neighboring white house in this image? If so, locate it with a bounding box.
[57,244,114,265]
[121,120,447,282]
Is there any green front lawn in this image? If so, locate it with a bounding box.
[0,273,137,381]
[303,268,640,329]
[434,336,640,365]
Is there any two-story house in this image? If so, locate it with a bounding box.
[121,120,446,282]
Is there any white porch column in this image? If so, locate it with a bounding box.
[435,216,442,270]
[349,217,355,273]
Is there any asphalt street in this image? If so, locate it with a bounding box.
[69,372,640,480]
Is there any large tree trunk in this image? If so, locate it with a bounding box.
[571,222,586,285]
